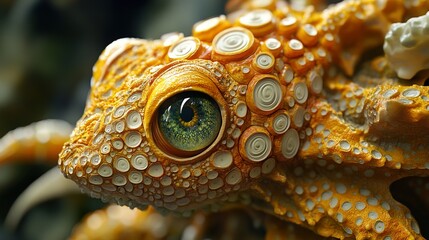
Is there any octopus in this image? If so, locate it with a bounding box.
[2,0,429,239]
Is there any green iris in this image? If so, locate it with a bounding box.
[158,91,221,153]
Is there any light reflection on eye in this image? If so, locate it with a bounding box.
[155,91,221,155]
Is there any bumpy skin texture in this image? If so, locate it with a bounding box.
[58,0,429,239]
[69,205,326,240]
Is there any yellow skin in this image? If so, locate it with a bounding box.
[3,0,429,239]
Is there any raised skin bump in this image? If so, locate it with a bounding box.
[55,1,429,239]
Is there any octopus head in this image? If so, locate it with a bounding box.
[58,36,295,214]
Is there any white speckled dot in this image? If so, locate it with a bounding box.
[381,201,391,211]
[209,177,224,190]
[283,65,294,83]
[114,157,130,172]
[98,164,113,177]
[360,188,370,196]
[330,197,338,208]
[112,174,126,186]
[303,24,317,36]
[265,38,281,50]
[371,150,382,159]
[402,88,420,98]
[212,151,233,169]
[342,201,352,211]
[262,157,276,174]
[289,39,303,51]
[368,211,378,220]
[90,154,101,165]
[374,220,385,233]
[281,129,300,159]
[128,171,143,184]
[115,121,125,133]
[293,82,308,104]
[306,199,315,210]
[236,101,248,118]
[168,37,198,59]
[356,202,366,211]
[250,167,261,178]
[113,106,126,118]
[344,227,352,235]
[293,107,305,128]
[214,28,252,55]
[253,78,282,112]
[124,131,142,148]
[127,92,141,103]
[281,16,296,26]
[100,143,111,154]
[226,168,242,185]
[273,113,290,134]
[339,140,351,151]
[309,185,318,193]
[177,197,191,206]
[131,154,148,170]
[126,111,142,129]
[198,176,208,185]
[335,183,347,194]
[194,16,220,33]
[368,197,379,206]
[383,89,397,98]
[321,191,333,200]
[255,53,274,69]
[207,170,218,180]
[89,175,103,185]
[181,169,191,179]
[355,217,363,226]
[336,213,344,222]
[295,186,304,195]
[245,132,272,162]
[232,128,241,139]
[162,186,175,196]
[239,9,273,27]
[112,139,123,150]
[297,211,305,222]
[148,163,164,178]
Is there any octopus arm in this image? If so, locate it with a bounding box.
[253,164,423,239]
[317,0,429,76]
[0,119,72,166]
[312,78,429,172]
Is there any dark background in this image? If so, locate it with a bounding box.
[0,0,227,136]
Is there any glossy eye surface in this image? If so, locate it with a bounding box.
[156,91,221,155]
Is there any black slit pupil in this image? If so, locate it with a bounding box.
[180,105,194,122]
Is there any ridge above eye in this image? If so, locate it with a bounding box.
[153,91,222,157]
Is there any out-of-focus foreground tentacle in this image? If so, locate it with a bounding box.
[0,119,73,165]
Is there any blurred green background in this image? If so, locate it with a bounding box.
[0,0,227,135]
[0,0,226,239]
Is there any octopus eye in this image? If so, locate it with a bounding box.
[154,91,221,157]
